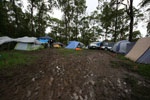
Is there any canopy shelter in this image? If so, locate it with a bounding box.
[125,37,150,64]
[0,36,14,45]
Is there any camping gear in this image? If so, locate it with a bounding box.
[125,37,150,64]
[15,43,43,51]
[76,48,82,50]
[65,41,84,49]
[112,40,130,54]
[53,44,61,48]
[53,42,64,48]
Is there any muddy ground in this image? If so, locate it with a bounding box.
[0,48,150,100]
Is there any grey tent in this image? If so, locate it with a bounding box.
[112,40,130,54]
[125,37,150,64]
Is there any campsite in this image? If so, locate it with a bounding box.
[0,0,150,100]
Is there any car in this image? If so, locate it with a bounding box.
[88,42,101,49]
[101,42,115,51]
[101,42,108,50]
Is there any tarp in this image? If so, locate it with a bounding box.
[15,42,43,51]
[126,37,150,62]
[38,39,49,43]
[0,36,14,45]
[14,36,37,43]
[0,36,39,45]
[38,36,54,40]
[112,40,130,54]
[65,41,80,49]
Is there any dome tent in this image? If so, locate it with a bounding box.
[112,40,130,54]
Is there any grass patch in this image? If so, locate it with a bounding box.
[0,51,37,70]
[57,48,98,56]
[114,54,150,79]
[56,48,82,56]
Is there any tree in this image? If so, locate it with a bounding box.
[132,30,142,41]
[141,0,150,6]
[141,0,150,37]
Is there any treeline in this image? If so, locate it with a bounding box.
[0,0,149,45]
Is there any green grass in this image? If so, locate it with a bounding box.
[57,48,98,56]
[114,54,150,79]
[0,51,37,70]
[56,48,82,56]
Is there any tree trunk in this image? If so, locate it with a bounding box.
[114,0,118,42]
[75,8,79,41]
[12,0,19,36]
[129,0,134,42]
[12,0,18,27]
[31,0,34,35]
[65,13,68,43]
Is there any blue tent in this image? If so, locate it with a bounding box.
[65,41,80,49]
[38,36,54,43]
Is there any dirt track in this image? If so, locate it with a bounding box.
[0,49,150,100]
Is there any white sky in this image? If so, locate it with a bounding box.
[22,0,147,37]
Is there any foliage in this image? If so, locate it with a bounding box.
[0,0,147,45]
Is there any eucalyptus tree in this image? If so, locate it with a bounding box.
[58,0,74,41]
[27,0,39,34]
[141,0,150,36]
[0,0,10,36]
[72,0,86,40]
[97,1,116,40]
[0,0,28,37]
